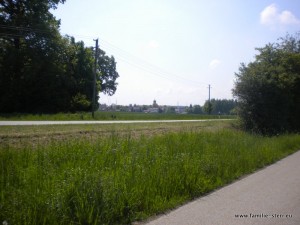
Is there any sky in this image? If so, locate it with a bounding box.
[52,0,300,106]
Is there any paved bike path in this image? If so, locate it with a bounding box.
[143,150,300,225]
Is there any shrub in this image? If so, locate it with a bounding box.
[233,33,300,135]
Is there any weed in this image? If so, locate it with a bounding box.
[0,128,300,224]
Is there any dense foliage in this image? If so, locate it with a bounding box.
[233,33,300,134]
[0,0,119,113]
[202,99,237,115]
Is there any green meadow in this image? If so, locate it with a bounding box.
[0,111,234,121]
[1,121,300,224]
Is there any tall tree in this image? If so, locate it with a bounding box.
[68,45,120,111]
[0,0,120,113]
[0,0,67,113]
[64,37,95,111]
[97,49,119,96]
[233,33,300,134]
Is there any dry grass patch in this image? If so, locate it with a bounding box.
[0,121,231,148]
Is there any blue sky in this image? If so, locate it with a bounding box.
[52,0,300,106]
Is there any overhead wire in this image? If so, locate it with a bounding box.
[0,25,208,88]
[98,43,184,82]
[0,24,59,37]
[98,37,208,86]
[44,30,207,87]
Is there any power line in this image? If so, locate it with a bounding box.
[98,38,208,86]
[0,25,59,37]
[0,25,209,87]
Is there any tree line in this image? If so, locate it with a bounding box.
[187,99,237,115]
[101,99,237,115]
[0,0,119,113]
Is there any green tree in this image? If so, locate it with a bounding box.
[59,37,120,112]
[202,99,237,115]
[0,0,67,113]
[203,101,212,114]
[187,104,193,114]
[209,99,237,115]
[97,49,119,96]
[193,105,202,114]
[63,37,94,112]
[0,1,120,113]
[232,33,300,134]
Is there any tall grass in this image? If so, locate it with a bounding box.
[0,111,235,121]
[1,130,300,224]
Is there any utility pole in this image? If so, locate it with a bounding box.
[208,84,211,102]
[92,39,98,119]
[208,84,212,114]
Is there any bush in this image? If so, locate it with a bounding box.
[71,93,91,112]
[233,33,300,135]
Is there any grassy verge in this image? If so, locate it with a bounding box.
[0,111,235,121]
[1,122,300,224]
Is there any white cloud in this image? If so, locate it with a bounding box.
[279,10,300,25]
[209,59,221,69]
[260,4,278,26]
[260,4,300,27]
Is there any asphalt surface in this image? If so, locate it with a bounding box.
[143,150,300,225]
[0,119,232,126]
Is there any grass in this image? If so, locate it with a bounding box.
[0,121,230,148]
[1,121,300,224]
[0,111,235,121]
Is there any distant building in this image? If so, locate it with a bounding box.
[153,100,158,108]
[132,106,142,112]
[175,106,187,114]
[146,108,159,113]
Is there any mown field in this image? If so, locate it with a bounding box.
[0,111,235,121]
[1,120,300,225]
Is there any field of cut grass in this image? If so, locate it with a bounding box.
[0,111,235,121]
[1,121,300,224]
[0,120,230,148]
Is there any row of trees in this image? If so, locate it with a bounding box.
[233,33,300,135]
[202,99,237,115]
[188,99,237,115]
[0,0,119,113]
[101,99,237,115]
